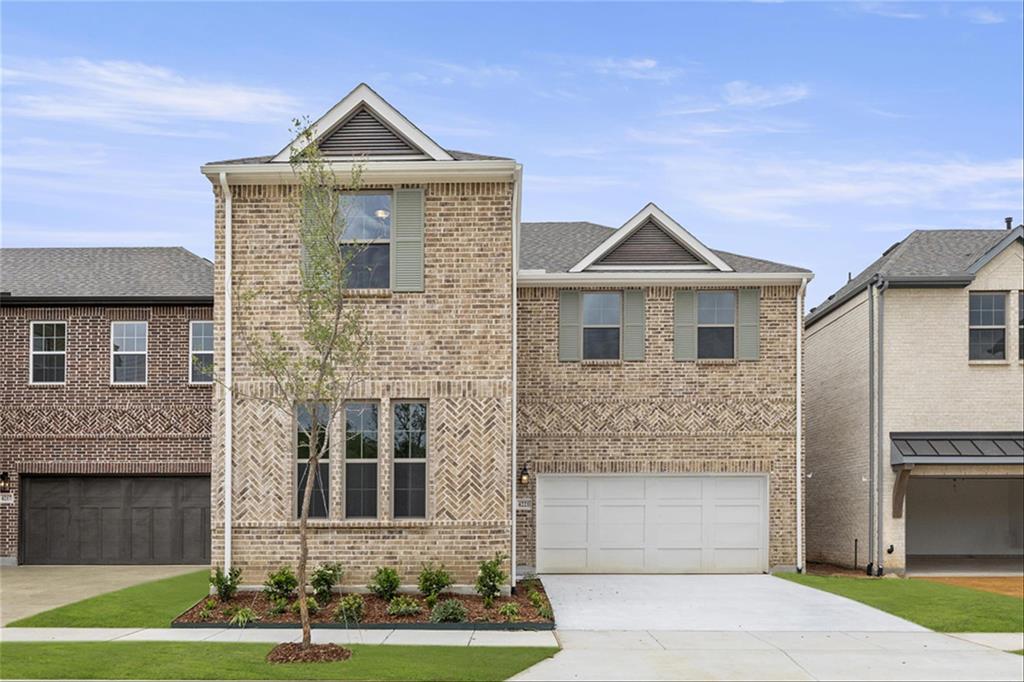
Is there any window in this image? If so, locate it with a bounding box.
[297,404,330,518]
[111,322,148,383]
[344,403,378,518]
[969,292,1006,360]
[30,322,66,384]
[339,192,391,289]
[189,321,213,384]
[1019,292,1023,361]
[393,402,427,519]
[582,292,621,360]
[698,291,736,359]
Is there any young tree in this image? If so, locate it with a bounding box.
[233,120,370,648]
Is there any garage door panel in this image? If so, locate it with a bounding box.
[540,521,589,547]
[650,520,702,547]
[595,477,644,499]
[712,523,763,547]
[78,507,101,563]
[715,478,763,499]
[540,548,589,572]
[710,548,762,573]
[594,548,645,572]
[649,548,703,572]
[648,477,703,500]
[47,508,72,562]
[543,477,589,499]
[714,504,763,525]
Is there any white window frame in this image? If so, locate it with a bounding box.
[392,400,428,520]
[338,189,394,290]
[968,291,1007,361]
[29,321,67,385]
[110,321,148,385]
[581,291,623,361]
[697,290,738,360]
[188,320,214,385]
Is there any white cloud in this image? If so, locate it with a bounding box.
[410,60,519,87]
[721,81,810,109]
[855,3,925,20]
[2,58,299,133]
[540,53,684,82]
[964,7,1005,24]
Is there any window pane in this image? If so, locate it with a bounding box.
[342,244,390,289]
[969,293,1005,327]
[583,327,620,360]
[33,323,66,352]
[191,352,213,383]
[297,461,330,518]
[345,462,377,518]
[32,354,65,383]
[112,322,147,353]
[698,327,735,359]
[113,354,146,383]
[394,461,426,518]
[969,328,1006,360]
[393,403,427,459]
[297,404,330,460]
[345,403,378,459]
[339,193,392,241]
[191,322,213,352]
[698,291,737,325]
[582,292,622,325]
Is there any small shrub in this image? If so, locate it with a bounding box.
[291,596,320,616]
[269,596,289,616]
[197,598,217,621]
[527,589,545,610]
[538,604,554,621]
[229,607,258,628]
[475,553,507,608]
[368,567,401,602]
[520,577,542,594]
[334,594,364,625]
[210,567,242,601]
[498,602,519,623]
[430,598,468,623]
[310,562,343,605]
[387,595,423,617]
[417,563,453,607]
[263,567,298,602]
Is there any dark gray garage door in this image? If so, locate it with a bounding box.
[21,476,210,564]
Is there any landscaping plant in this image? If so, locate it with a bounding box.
[229,607,258,628]
[197,598,217,621]
[475,553,507,608]
[291,596,320,616]
[263,567,299,602]
[429,599,467,623]
[386,595,423,617]
[334,594,365,625]
[368,567,401,602]
[498,602,519,623]
[417,563,453,608]
[310,562,343,605]
[269,597,289,616]
[210,567,242,601]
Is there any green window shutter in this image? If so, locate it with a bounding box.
[559,290,581,362]
[738,288,761,360]
[623,289,646,361]
[392,188,424,292]
[674,290,697,361]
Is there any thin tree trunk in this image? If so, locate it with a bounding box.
[296,418,319,647]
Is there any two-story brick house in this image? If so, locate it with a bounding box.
[0,247,214,565]
[202,84,812,586]
[805,226,1024,575]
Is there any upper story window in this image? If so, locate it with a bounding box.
[344,403,378,519]
[968,292,1006,360]
[189,321,213,384]
[111,322,148,384]
[297,403,330,518]
[582,292,622,360]
[393,401,427,519]
[698,291,736,359]
[30,322,66,384]
[339,192,392,289]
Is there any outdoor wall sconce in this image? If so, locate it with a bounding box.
[0,472,10,493]
[518,465,530,486]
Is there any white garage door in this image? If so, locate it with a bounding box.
[536,475,768,574]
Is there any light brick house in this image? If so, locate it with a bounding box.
[0,247,213,565]
[805,226,1024,575]
[202,84,813,586]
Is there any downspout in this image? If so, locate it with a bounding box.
[875,278,888,576]
[795,277,807,572]
[510,164,522,586]
[219,172,233,572]
[866,278,876,575]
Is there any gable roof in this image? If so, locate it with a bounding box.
[0,247,213,303]
[806,225,1023,328]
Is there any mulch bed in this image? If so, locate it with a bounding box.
[266,643,352,663]
[175,579,553,626]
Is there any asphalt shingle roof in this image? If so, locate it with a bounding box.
[0,247,213,300]
[520,221,810,274]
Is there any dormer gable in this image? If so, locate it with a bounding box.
[570,203,733,272]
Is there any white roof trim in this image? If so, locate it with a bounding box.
[967,225,1023,274]
[568,203,734,273]
[202,159,517,185]
[519,271,811,287]
[271,83,453,163]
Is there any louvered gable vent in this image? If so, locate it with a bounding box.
[596,219,705,266]
[318,107,423,157]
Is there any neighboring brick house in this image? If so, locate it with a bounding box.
[0,247,214,565]
[202,84,812,586]
[804,226,1024,576]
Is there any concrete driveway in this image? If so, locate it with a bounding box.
[0,565,203,625]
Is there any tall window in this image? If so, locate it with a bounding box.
[1019,292,1023,361]
[30,322,66,384]
[969,292,1006,360]
[296,404,330,518]
[111,322,148,384]
[698,291,736,359]
[393,402,427,519]
[339,193,391,289]
[189,321,213,384]
[582,292,621,360]
[344,403,378,518]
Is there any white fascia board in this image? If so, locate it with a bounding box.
[270,83,453,162]
[518,271,813,287]
[967,225,1023,274]
[201,159,518,184]
[569,202,734,273]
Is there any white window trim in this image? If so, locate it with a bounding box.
[29,321,67,385]
[110,321,148,385]
[188,320,214,385]
[697,290,738,360]
[392,400,429,520]
[580,291,623,361]
[968,291,1007,361]
[343,401,379,520]
[339,189,395,290]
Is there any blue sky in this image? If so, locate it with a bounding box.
[2,2,1022,306]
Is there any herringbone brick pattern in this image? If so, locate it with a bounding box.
[432,397,509,521]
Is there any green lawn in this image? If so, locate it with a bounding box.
[0,642,558,681]
[8,570,208,628]
[778,574,1024,632]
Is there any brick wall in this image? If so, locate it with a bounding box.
[0,304,213,561]
[515,284,802,571]
[211,182,515,585]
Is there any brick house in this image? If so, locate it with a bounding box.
[202,84,812,586]
[0,247,214,565]
[804,226,1024,575]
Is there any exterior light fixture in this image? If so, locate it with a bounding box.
[375,209,390,220]
[0,472,9,493]
[518,465,530,486]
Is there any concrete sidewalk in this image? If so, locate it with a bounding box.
[0,626,558,648]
